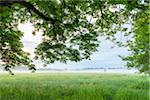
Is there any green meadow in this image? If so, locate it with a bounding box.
[0,73,149,100]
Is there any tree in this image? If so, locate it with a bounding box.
[0,0,149,74]
[121,5,149,75]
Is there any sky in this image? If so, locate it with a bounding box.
[18,22,130,70]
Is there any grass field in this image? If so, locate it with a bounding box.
[0,73,149,100]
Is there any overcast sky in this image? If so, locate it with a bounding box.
[18,22,130,69]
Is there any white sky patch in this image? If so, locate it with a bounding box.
[109,4,125,12]
[87,15,97,24]
[18,22,42,56]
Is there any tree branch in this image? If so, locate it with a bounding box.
[0,0,60,23]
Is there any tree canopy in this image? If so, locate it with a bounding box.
[0,0,149,75]
[121,6,149,74]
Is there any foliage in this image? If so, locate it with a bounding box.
[0,0,149,74]
[0,5,35,75]
[119,2,149,75]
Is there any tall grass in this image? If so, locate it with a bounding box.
[0,73,149,100]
